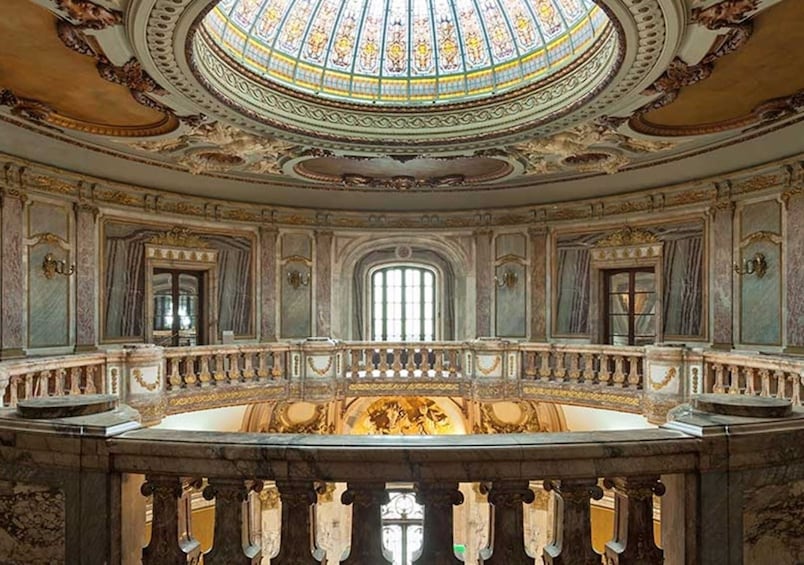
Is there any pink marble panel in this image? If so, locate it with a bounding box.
[74,204,98,350]
[475,230,492,337]
[2,193,25,357]
[711,204,734,347]
[529,228,548,341]
[260,227,278,341]
[786,191,804,349]
[315,230,333,337]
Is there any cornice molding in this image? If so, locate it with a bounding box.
[1,152,800,231]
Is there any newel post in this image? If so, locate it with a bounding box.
[123,344,166,425]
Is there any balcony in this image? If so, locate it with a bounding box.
[0,342,802,563]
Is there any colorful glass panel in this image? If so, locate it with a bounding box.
[201,0,610,105]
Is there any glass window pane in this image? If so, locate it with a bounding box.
[634,271,655,292]
[609,272,629,292]
[635,314,655,336]
[634,292,655,314]
[609,294,628,315]
[609,314,629,336]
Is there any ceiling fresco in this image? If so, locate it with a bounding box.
[0,0,801,210]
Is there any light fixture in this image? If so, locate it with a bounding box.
[42,253,75,279]
[287,269,310,289]
[734,253,767,278]
[494,270,518,289]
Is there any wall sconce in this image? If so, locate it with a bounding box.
[287,269,310,289]
[494,270,518,289]
[734,253,767,278]
[42,253,75,279]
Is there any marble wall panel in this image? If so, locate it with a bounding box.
[27,201,67,240]
[785,192,804,350]
[496,233,526,259]
[739,200,782,346]
[743,479,804,564]
[28,244,69,348]
[0,481,65,564]
[495,263,526,338]
[282,233,313,260]
[281,263,312,338]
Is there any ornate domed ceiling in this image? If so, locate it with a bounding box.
[201,0,610,106]
[0,0,802,212]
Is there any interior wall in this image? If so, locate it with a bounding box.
[558,404,654,431]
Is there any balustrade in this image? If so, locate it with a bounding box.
[702,351,804,406]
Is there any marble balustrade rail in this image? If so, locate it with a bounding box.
[111,428,696,565]
[702,350,804,405]
[0,352,107,407]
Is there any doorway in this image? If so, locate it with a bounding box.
[152,269,205,346]
[603,268,656,346]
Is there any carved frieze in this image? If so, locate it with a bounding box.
[146,227,210,249]
[594,226,659,247]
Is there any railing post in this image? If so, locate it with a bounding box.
[202,479,261,565]
[273,480,318,564]
[141,475,196,565]
[124,344,166,425]
[416,482,464,564]
[341,482,387,564]
[485,480,535,564]
[604,476,664,565]
[542,479,603,565]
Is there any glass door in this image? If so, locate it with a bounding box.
[152,269,204,346]
[604,269,656,346]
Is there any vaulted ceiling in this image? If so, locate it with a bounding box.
[0,0,802,211]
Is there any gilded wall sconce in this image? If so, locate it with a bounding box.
[287,269,310,289]
[494,270,518,289]
[42,253,75,279]
[733,253,767,278]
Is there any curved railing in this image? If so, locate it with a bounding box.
[0,393,801,564]
[0,341,801,420]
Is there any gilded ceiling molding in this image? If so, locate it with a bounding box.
[266,402,332,434]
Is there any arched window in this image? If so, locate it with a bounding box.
[371,265,437,341]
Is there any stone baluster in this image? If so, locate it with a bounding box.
[214,354,227,382]
[627,356,640,388]
[434,348,444,377]
[342,482,387,564]
[727,364,740,394]
[712,363,725,393]
[364,347,374,373]
[448,349,458,377]
[257,351,270,380]
[34,371,47,397]
[524,351,537,378]
[55,368,65,396]
[202,479,261,565]
[22,374,33,400]
[273,480,318,564]
[392,348,402,376]
[790,374,801,406]
[416,482,463,564]
[485,481,535,565]
[759,369,771,397]
[774,370,786,399]
[543,479,603,565]
[539,350,552,380]
[554,352,566,382]
[272,350,284,379]
[183,355,197,386]
[69,367,80,395]
[603,476,664,565]
[228,352,243,382]
[567,352,580,382]
[9,377,18,407]
[199,354,212,385]
[598,353,611,384]
[85,365,98,393]
[420,348,432,374]
[141,475,196,565]
[350,348,361,376]
[744,367,756,395]
[612,355,625,386]
[243,351,256,381]
[378,347,389,374]
[406,348,417,375]
[168,358,182,389]
[581,353,596,383]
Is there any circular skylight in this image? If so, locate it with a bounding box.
[201,0,611,106]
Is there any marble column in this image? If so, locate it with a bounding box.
[259,227,279,342]
[1,189,26,359]
[314,230,333,337]
[710,200,734,349]
[529,226,548,341]
[475,229,493,337]
[784,188,804,353]
[74,204,98,351]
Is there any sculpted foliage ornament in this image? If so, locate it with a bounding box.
[55,0,122,29]
[147,227,210,249]
[595,226,659,247]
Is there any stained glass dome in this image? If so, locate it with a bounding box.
[201,0,611,106]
